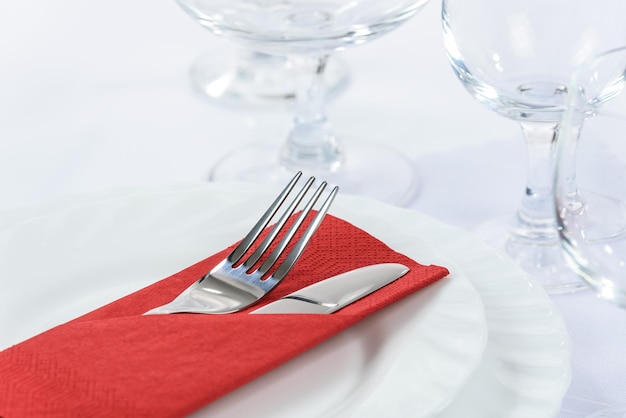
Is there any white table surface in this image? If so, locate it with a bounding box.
[1,1,624,417]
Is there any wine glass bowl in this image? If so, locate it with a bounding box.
[443,1,626,122]
[442,0,626,291]
[174,0,430,206]
[178,0,428,54]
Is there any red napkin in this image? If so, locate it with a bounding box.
[0,214,448,417]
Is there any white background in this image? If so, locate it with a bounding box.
[1,1,624,416]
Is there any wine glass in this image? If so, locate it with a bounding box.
[442,0,626,292]
[188,47,349,107]
[555,46,626,417]
[176,0,430,206]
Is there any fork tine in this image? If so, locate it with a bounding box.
[227,171,302,264]
[242,175,315,269]
[256,181,328,276]
[257,182,339,279]
[270,185,339,282]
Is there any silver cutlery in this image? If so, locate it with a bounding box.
[251,263,410,314]
[144,171,338,315]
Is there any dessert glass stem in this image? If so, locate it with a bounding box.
[280,54,343,173]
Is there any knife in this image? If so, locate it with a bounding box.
[250,263,410,314]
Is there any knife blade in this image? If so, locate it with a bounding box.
[250,263,410,314]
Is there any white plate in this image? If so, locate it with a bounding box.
[340,197,572,418]
[0,183,486,418]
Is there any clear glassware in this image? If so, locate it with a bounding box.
[176,0,430,206]
[442,0,626,292]
[556,46,626,306]
[189,48,349,107]
[556,46,626,417]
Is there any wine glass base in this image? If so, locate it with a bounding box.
[474,216,587,294]
[208,141,419,207]
[190,48,349,108]
[559,189,626,305]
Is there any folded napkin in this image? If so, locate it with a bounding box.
[0,214,449,417]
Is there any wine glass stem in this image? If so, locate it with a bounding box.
[512,121,560,242]
[280,55,343,172]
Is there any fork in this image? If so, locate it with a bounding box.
[144,172,339,315]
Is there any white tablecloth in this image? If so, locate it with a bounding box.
[1,1,624,416]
